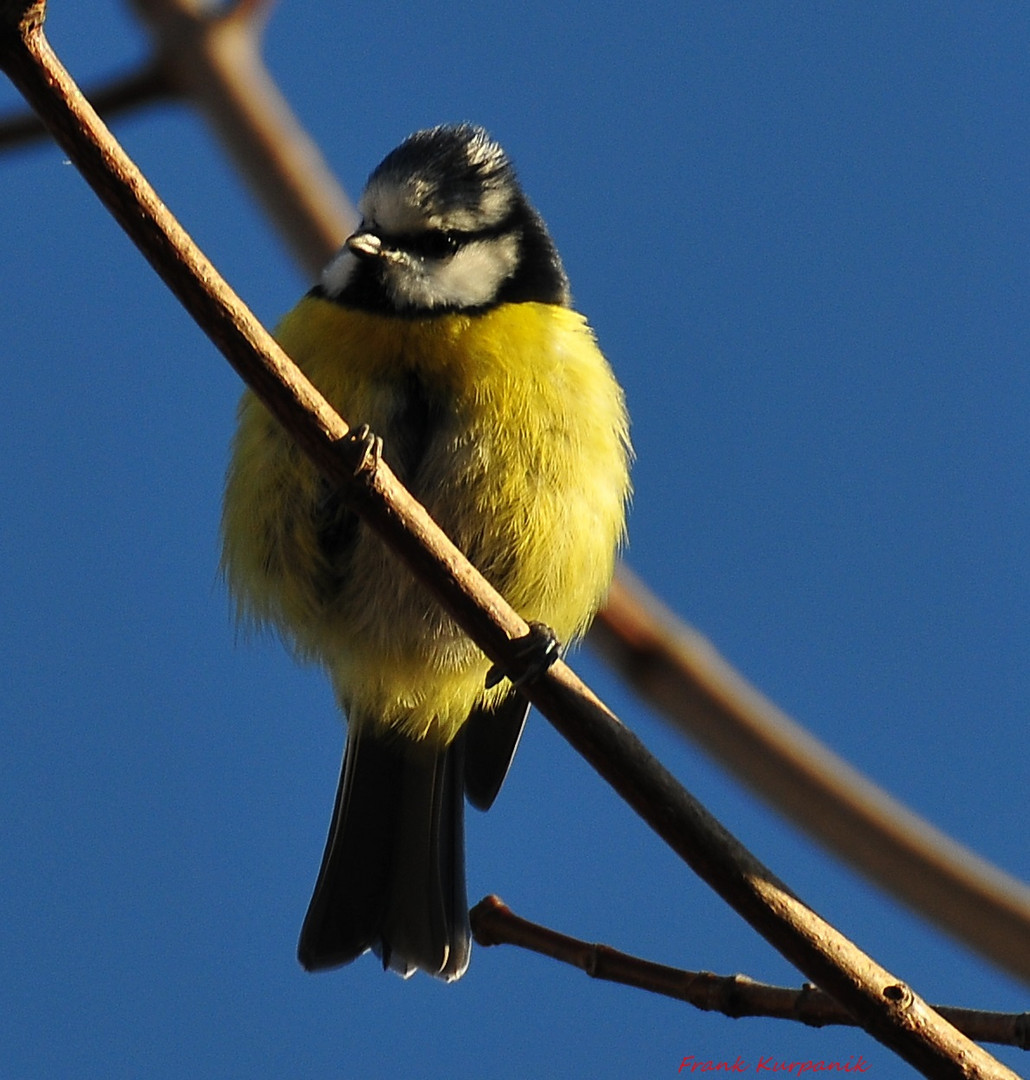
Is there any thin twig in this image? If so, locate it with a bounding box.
[0,59,170,149]
[471,895,1030,1050]
[0,7,1020,1078]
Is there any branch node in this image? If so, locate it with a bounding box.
[796,981,830,1029]
[882,982,914,1009]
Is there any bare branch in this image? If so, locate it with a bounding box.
[0,7,1020,1077]
[0,59,170,149]
[471,896,1030,1050]
[129,0,355,275]
[592,568,1030,984]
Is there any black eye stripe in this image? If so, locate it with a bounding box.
[386,219,515,258]
[399,230,460,258]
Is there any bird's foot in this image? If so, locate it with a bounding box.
[485,622,561,689]
[343,422,383,481]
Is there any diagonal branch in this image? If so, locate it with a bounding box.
[0,58,170,149]
[0,6,1019,1077]
[1,0,355,270]
[593,569,1030,983]
[129,0,356,272]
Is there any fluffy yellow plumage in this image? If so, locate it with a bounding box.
[220,124,630,981]
[223,298,628,742]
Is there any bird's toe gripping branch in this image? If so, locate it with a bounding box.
[342,422,383,482]
[485,621,561,690]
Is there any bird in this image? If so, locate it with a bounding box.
[221,124,631,981]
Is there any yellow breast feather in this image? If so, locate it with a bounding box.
[222,296,630,741]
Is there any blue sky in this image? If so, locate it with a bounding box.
[2,3,1027,1077]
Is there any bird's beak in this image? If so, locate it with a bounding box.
[345,231,384,259]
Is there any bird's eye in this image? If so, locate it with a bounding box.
[409,230,461,259]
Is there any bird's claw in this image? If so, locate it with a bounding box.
[485,622,561,690]
[344,423,383,480]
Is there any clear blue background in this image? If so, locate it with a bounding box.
[2,3,1027,1077]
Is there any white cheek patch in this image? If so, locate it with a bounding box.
[387,235,520,310]
[321,247,358,298]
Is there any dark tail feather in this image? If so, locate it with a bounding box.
[297,725,471,981]
[463,691,530,811]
